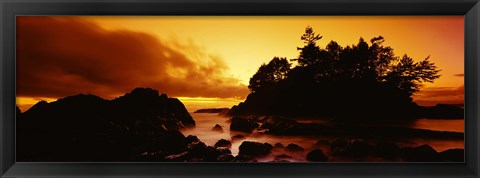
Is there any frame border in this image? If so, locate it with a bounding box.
[1,0,479,177]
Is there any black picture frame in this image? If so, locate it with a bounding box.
[1,0,479,177]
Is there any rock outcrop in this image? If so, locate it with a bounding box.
[17,88,195,162]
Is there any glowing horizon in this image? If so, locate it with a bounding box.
[16,16,464,112]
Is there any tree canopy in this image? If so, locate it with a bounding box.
[235,26,441,120]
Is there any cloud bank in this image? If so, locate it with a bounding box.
[17,17,249,99]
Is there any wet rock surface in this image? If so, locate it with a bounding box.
[230,117,260,133]
[285,143,305,152]
[212,124,224,132]
[306,149,328,162]
[214,139,232,148]
[238,141,273,157]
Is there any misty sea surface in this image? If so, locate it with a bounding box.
[180,113,464,162]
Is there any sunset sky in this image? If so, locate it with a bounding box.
[16,16,464,112]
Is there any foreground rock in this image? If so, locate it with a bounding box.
[438,148,464,162]
[17,88,195,162]
[373,142,401,160]
[238,141,273,157]
[214,139,232,148]
[231,134,246,142]
[285,143,305,152]
[401,144,438,162]
[230,117,259,133]
[348,139,371,157]
[306,149,328,162]
[330,138,350,156]
[212,124,224,132]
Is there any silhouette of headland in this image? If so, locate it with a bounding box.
[17,88,196,162]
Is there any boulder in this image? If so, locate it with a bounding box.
[230,117,259,133]
[148,130,187,154]
[270,159,290,162]
[231,134,246,142]
[330,138,349,156]
[374,142,400,159]
[285,143,305,152]
[274,143,285,149]
[306,149,328,162]
[238,141,273,157]
[347,139,371,157]
[217,154,235,162]
[216,147,232,155]
[401,144,438,162]
[274,154,292,160]
[212,124,224,132]
[185,135,199,144]
[233,154,255,162]
[438,148,464,162]
[214,139,232,148]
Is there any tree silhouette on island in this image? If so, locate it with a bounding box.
[229,26,462,120]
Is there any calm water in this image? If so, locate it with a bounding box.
[180,113,464,162]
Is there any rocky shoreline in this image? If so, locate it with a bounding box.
[16,88,464,162]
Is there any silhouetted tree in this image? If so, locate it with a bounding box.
[230,26,441,120]
[385,55,440,95]
[248,57,291,93]
[293,26,323,67]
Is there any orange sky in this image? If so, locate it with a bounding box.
[16,16,464,112]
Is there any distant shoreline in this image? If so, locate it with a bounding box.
[194,108,230,114]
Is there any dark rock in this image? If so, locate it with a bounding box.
[185,135,199,144]
[216,147,232,155]
[285,143,305,152]
[149,130,187,154]
[270,159,290,162]
[274,154,292,160]
[401,144,439,162]
[202,146,223,162]
[230,117,259,133]
[231,134,246,142]
[347,139,371,157]
[306,149,328,162]
[214,139,232,148]
[185,141,209,161]
[274,143,285,149]
[374,142,400,159]
[133,151,166,162]
[164,151,189,161]
[262,117,329,136]
[17,88,196,162]
[330,138,350,156]
[217,154,235,162]
[233,154,255,162]
[438,148,464,162]
[238,141,273,157]
[262,118,298,134]
[212,124,224,132]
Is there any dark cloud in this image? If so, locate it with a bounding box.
[17,17,249,99]
[454,73,464,77]
[413,85,464,106]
